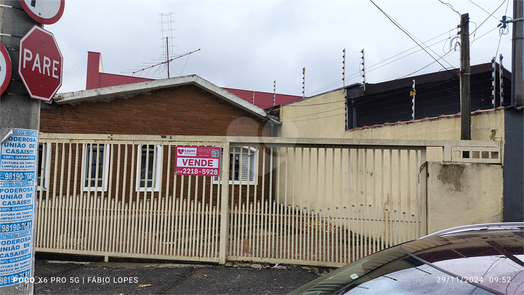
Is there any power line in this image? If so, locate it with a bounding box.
[367,28,456,72]
[399,50,456,78]
[369,0,457,78]
[470,0,506,36]
[438,0,461,16]
[468,0,503,21]
[308,28,458,96]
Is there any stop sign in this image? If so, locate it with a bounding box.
[19,25,63,102]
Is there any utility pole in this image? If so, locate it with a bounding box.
[512,0,523,107]
[0,1,39,294]
[0,1,40,139]
[460,13,471,140]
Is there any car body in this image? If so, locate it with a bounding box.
[291,223,524,295]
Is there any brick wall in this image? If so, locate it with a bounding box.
[41,85,271,137]
[40,85,274,204]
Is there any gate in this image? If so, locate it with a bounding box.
[34,134,451,267]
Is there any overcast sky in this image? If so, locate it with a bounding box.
[47,0,513,97]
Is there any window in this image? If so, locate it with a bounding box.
[83,144,110,191]
[135,145,162,191]
[214,146,257,185]
[37,143,51,191]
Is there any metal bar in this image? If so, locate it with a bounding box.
[72,144,80,251]
[174,196,180,256]
[219,142,230,264]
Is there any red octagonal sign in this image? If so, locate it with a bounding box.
[19,25,63,102]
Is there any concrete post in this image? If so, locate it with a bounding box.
[460,13,471,140]
[511,0,523,107]
[0,1,39,294]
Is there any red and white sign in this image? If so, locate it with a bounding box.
[19,0,65,25]
[0,44,12,95]
[19,25,63,102]
[175,146,221,176]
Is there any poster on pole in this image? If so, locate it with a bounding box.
[175,146,221,177]
[0,129,38,287]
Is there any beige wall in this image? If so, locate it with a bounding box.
[279,90,346,139]
[427,162,503,233]
[280,90,505,143]
[279,90,505,235]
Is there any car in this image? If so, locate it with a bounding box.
[290,222,524,295]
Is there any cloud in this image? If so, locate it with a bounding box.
[48,0,513,96]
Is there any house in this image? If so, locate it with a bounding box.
[40,74,281,206]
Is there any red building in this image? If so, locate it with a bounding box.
[85,51,301,110]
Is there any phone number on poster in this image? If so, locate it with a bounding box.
[0,172,33,181]
[179,168,219,176]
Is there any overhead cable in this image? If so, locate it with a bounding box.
[369,0,457,78]
[438,0,461,16]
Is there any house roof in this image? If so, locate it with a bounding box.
[54,74,280,124]
[223,88,303,110]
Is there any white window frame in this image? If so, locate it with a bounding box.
[37,142,51,191]
[82,143,110,192]
[214,146,258,185]
[135,145,162,192]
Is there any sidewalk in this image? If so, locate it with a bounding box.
[34,259,328,294]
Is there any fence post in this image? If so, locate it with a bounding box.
[219,142,230,264]
[419,148,428,237]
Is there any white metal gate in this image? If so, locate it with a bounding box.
[35,134,494,267]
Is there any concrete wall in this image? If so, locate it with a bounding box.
[279,90,346,139]
[279,90,506,234]
[280,90,505,143]
[427,162,503,233]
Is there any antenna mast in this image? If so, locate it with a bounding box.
[160,12,176,78]
[132,49,201,76]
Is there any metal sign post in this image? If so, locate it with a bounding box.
[0,1,39,294]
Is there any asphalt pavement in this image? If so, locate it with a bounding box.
[33,258,329,294]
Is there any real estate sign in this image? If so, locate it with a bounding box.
[175,146,220,177]
[0,129,37,287]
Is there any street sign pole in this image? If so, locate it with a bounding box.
[0,1,40,294]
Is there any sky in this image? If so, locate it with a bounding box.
[46,0,514,97]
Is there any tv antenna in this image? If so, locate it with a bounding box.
[131,13,200,78]
[160,12,176,78]
[132,49,201,76]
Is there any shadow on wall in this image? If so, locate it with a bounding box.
[437,164,466,191]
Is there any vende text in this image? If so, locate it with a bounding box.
[177,158,218,168]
